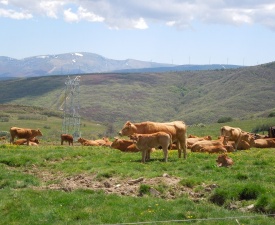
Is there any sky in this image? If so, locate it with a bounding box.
[1,0,275,66]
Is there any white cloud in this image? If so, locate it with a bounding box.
[1,0,275,31]
[0,8,32,19]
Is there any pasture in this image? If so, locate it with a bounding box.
[1,111,275,224]
[0,143,275,224]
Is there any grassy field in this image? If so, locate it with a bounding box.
[0,115,275,224]
[0,144,274,225]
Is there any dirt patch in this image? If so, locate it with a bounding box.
[26,166,217,201]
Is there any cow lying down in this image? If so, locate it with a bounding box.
[130,132,172,163]
[191,136,234,154]
[14,137,39,146]
[216,154,234,167]
[254,138,275,148]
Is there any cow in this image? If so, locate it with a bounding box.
[111,138,153,161]
[187,136,212,149]
[268,126,275,138]
[14,138,39,145]
[130,132,172,163]
[61,134,74,146]
[216,154,234,167]
[119,121,187,159]
[220,126,255,150]
[77,137,100,146]
[191,136,234,153]
[94,137,112,147]
[254,138,275,148]
[10,127,42,146]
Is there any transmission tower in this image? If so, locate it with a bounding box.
[61,76,81,140]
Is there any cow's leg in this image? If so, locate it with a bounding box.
[163,147,168,162]
[180,138,187,159]
[176,141,181,158]
[141,150,147,163]
[26,139,30,146]
[145,149,150,161]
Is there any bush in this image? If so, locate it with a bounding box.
[139,184,151,195]
[251,123,273,133]
[217,117,233,123]
[268,112,275,117]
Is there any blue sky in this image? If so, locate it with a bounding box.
[1,0,275,66]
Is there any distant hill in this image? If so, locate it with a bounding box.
[0,52,241,78]
[0,62,274,125]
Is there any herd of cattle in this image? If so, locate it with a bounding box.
[3,122,275,165]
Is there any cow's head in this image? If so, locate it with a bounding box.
[118,121,137,136]
[110,138,120,148]
[216,154,233,167]
[129,133,139,143]
[37,129,43,136]
[242,133,255,146]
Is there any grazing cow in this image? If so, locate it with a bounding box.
[119,121,187,159]
[254,138,275,148]
[216,154,234,167]
[191,136,234,153]
[61,134,74,146]
[10,127,42,145]
[130,132,172,163]
[220,126,255,150]
[77,137,100,146]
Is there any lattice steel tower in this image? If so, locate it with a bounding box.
[61,76,81,140]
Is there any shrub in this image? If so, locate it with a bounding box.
[268,112,275,117]
[251,123,273,133]
[217,117,233,123]
[179,178,201,188]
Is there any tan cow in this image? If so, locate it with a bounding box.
[130,132,172,163]
[119,121,187,159]
[61,134,73,146]
[254,138,275,148]
[216,154,234,167]
[94,137,112,147]
[220,126,255,150]
[111,138,153,161]
[77,137,100,146]
[10,127,42,145]
[191,136,234,153]
[187,136,212,149]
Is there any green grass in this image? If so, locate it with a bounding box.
[0,144,275,224]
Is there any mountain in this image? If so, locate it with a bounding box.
[0,62,274,126]
[0,52,242,78]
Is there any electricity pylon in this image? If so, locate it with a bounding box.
[61,76,81,140]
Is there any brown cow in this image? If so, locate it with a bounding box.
[111,138,153,161]
[130,132,172,163]
[14,138,39,145]
[187,136,212,149]
[10,127,42,145]
[119,121,187,159]
[77,137,100,146]
[61,134,73,146]
[254,138,275,148]
[216,154,234,167]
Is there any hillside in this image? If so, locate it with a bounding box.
[0,62,275,126]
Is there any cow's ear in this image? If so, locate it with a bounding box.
[126,121,131,126]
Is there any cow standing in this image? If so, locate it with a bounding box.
[61,134,74,146]
[10,127,42,146]
[130,132,172,163]
[119,121,187,159]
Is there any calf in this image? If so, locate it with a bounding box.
[216,154,234,167]
[111,138,153,161]
[130,132,172,163]
[61,134,73,146]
